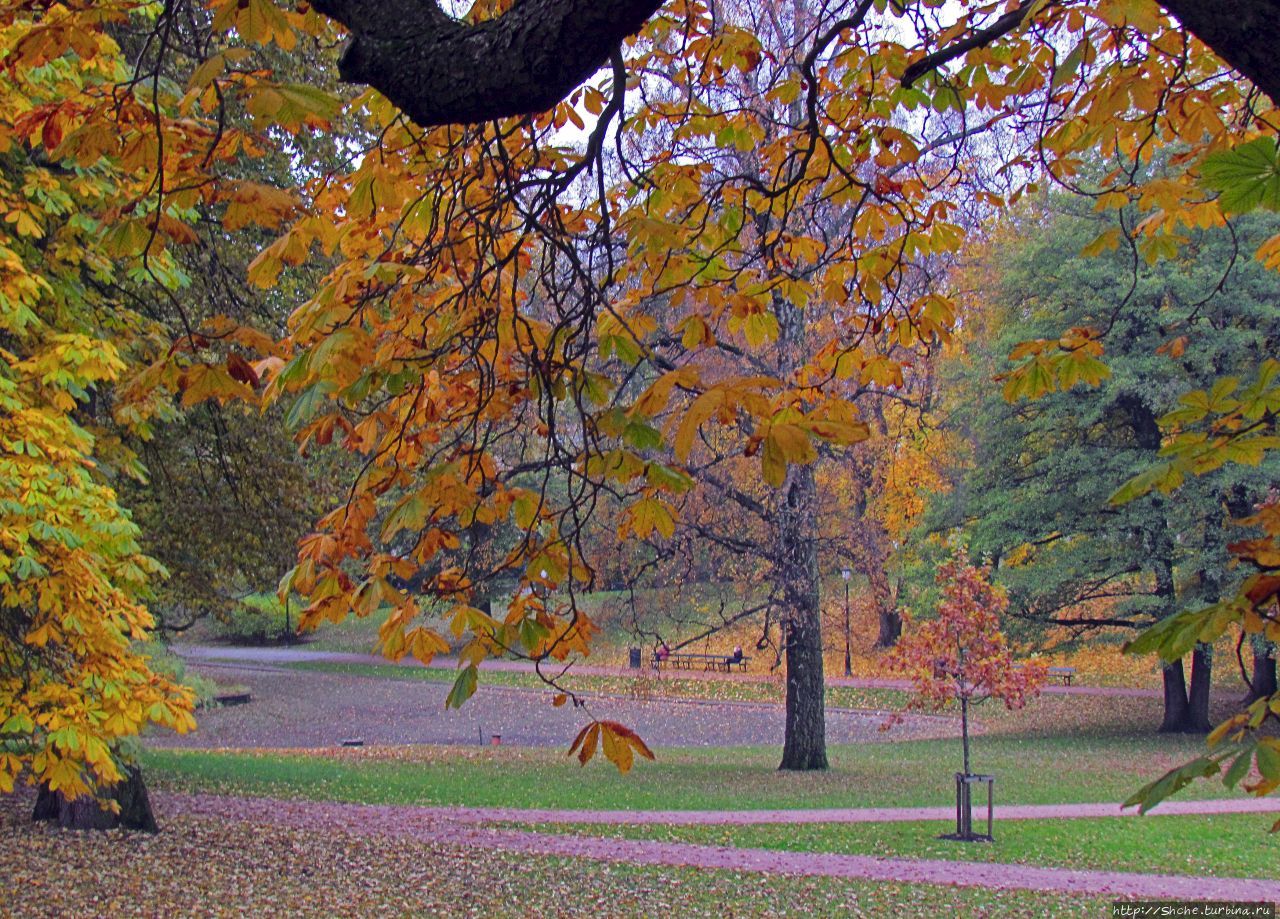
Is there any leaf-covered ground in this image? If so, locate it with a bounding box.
[283,656,1221,739]
[153,660,956,750]
[0,790,1105,918]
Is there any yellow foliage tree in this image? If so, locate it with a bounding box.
[0,7,194,815]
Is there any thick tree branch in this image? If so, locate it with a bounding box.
[1158,0,1280,104]
[310,0,664,126]
[901,0,1035,88]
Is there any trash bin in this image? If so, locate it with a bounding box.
[628,647,642,669]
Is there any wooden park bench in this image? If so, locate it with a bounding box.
[1014,663,1078,686]
[652,650,750,673]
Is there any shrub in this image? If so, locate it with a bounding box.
[213,593,298,644]
[144,644,219,707]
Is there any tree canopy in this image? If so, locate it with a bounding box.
[5,0,1280,798]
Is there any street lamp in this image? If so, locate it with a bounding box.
[840,568,852,677]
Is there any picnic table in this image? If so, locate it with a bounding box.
[652,651,750,673]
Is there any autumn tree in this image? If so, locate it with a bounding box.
[11,0,1280,794]
[0,10,196,824]
[889,551,1044,777]
[166,0,1280,772]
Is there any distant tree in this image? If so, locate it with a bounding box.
[919,197,1280,733]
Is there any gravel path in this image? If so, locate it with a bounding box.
[158,660,956,749]
[177,644,1161,697]
[357,795,1280,826]
[162,792,1280,900]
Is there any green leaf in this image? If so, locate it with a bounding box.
[1201,137,1280,214]
[283,382,335,430]
[1124,608,1212,661]
[518,616,550,653]
[445,665,478,709]
[1050,39,1087,91]
[623,421,663,451]
[380,491,430,542]
[1122,756,1218,813]
[1223,746,1253,790]
[1258,739,1280,783]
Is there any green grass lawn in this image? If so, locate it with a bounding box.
[144,732,1218,812]
[528,812,1279,879]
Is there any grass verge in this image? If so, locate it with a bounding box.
[524,812,1279,879]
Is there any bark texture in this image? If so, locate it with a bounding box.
[1159,659,1191,734]
[778,464,828,771]
[1160,1,1280,103]
[32,765,158,833]
[310,0,662,126]
[1186,643,1213,734]
[1244,641,1278,704]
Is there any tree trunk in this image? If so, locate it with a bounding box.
[1150,517,1191,733]
[1243,640,1278,704]
[876,607,902,648]
[1185,643,1213,734]
[868,567,900,648]
[781,603,827,769]
[33,764,158,833]
[777,465,828,771]
[1159,659,1191,733]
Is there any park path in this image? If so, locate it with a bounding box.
[176,643,1161,698]
[158,657,955,750]
[160,791,1280,900]
[345,795,1280,826]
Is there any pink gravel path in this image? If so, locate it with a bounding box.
[161,792,1280,900]
[177,645,1161,697]
[374,795,1280,826]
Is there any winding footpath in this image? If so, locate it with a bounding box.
[162,644,1274,902]
[163,792,1280,901]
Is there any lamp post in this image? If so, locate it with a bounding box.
[841,568,852,677]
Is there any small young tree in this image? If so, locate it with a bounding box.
[889,551,1045,777]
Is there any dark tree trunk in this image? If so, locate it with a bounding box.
[777,465,828,771]
[1185,644,1213,734]
[1149,506,1192,733]
[1243,641,1278,704]
[1159,659,1192,733]
[781,603,827,770]
[868,568,900,648]
[33,765,158,833]
[875,608,901,648]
